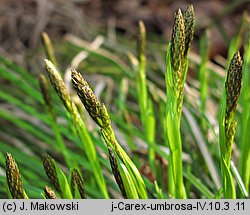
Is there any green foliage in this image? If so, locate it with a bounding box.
[199,30,210,130]
[44,59,108,198]
[72,69,147,198]
[165,5,194,198]
[238,17,250,195]
[136,21,156,175]
[0,5,249,200]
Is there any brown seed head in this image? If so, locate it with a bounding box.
[183,4,195,57]
[71,69,111,129]
[5,153,27,199]
[43,154,62,195]
[225,51,243,118]
[44,59,74,114]
[71,169,86,199]
[170,9,185,73]
[108,147,127,198]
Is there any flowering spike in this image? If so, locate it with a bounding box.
[183,4,195,57]
[108,147,127,198]
[225,51,243,118]
[43,154,62,195]
[5,153,28,199]
[71,69,111,129]
[71,169,86,199]
[170,9,185,73]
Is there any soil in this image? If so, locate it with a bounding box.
[0,0,249,62]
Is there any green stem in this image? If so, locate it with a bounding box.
[137,21,156,174]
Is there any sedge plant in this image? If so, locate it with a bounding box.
[2,5,250,200]
[44,59,109,198]
[165,5,194,198]
[71,69,148,198]
[219,52,243,198]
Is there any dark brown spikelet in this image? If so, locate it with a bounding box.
[225,51,243,119]
[5,153,27,199]
[170,9,185,73]
[71,169,86,199]
[183,4,195,57]
[71,69,111,129]
[108,147,127,198]
[44,186,58,199]
[43,154,62,195]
